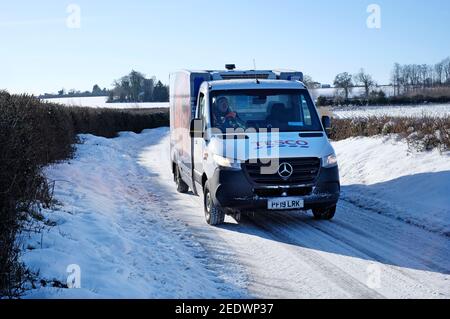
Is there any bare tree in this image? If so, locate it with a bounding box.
[391,63,402,96]
[435,62,444,86]
[390,57,450,94]
[443,58,450,84]
[410,65,420,89]
[302,75,313,89]
[303,75,321,89]
[354,69,376,99]
[110,70,158,102]
[333,72,353,99]
[129,70,145,102]
[420,64,428,88]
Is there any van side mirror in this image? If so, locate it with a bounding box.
[190,118,204,138]
[322,116,331,137]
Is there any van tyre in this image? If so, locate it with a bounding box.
[175,166,189,193]
[204,182,225,226]
[312,205,336,220]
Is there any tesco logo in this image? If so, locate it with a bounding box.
[254,140,309,149]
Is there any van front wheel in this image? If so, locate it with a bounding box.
[175,166,189,193]
[312,205,336,220]
[204,182,225,226]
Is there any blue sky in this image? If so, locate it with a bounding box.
[1,0,449,94]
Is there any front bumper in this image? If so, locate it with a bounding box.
[209,165,340,211]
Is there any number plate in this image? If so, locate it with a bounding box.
[268,197,305,210]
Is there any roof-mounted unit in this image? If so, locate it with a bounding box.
[273,70,304,82]
[211,70,277,81]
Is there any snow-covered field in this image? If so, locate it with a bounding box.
[332,104,450,119]
[335,136,450,235]
[42,96,169,109]
[21,128,450,298]
[311,86,396,100]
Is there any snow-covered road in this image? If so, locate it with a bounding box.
[22,128,450,298]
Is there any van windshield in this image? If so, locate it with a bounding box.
[210,89,322,133]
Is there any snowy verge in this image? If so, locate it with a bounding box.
[333,135,450,236]
[20,128,245,298]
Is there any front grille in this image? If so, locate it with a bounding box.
[244,157,321,185]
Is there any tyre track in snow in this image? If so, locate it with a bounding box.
[321,200,450,275]
[181,191,381,298]
[243,214,385,298]
[245,206,449,298]
[139,128,450,298]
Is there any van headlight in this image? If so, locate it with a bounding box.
[323,153,338,168]
[213,154,241,170]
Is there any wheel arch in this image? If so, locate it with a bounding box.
[201,173,208,190]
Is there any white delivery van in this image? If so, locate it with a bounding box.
[170,65,340,225]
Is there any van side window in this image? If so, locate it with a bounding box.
[198,93,208,130]
[300,95,312,126]
[197,93,205,119]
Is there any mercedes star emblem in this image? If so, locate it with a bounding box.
[278,162,294,180]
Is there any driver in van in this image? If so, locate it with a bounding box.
[213,97,245,131]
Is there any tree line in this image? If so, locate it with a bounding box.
[40,70,170,103]
[391,57,450,95]
[40,85,109,99]
[308,56,450,102]
[303,69,379,100]
[107,70,169,103]
[309,56,450,106]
